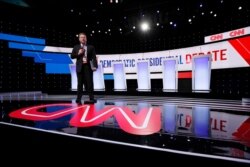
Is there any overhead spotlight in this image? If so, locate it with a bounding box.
[210,11,213,14]
[201,12,205,15]
[193,15,195,18]
[156,23,160,26]
[90,34,93,36]
[98,30,101,33]
[85,25,88,27]
[200,4,203,8]
[140,22,150,32]
[108,29,111,32]
[220,0,223,3]
[100,2,103,5]
[76,34,78,37]
[133,26,136,29]
[92,30,95,33]
[70,9,74,12]
[110,19,112,22]
[157,10,160,13]
[105,32,107,34]
[238,6,242,10]
[124,16,127,19]
[119,28,122,31]
[177,8,180,11]
[173,23,177,27]
[115,0,118,3]
[188,19,192,22]
[214,14,217,17]
[170,21,173,25]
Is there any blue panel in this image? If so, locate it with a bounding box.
[46,63,70,74]
[0,33,45,45]
[9,42,45,51]
[104,74,114,80]
[22,51,73,64]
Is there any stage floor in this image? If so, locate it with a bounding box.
[0,92,250,163]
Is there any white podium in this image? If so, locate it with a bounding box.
[192,55,212,93]
[137,61,151,91]
[70,64,104,91]
[113,63,127,91]
[93,64,105,91]
[162,59,178,92]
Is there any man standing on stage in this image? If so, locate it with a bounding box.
[71,32,98,104]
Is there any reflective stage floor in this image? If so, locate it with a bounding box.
[0,92,250,164]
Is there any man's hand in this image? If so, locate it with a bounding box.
[78,49,84,55]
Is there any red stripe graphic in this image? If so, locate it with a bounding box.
[178,72,192,79]
[229,36,250,65]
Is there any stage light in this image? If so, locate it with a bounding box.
[98,30,101,33]
[157,10,160,13]
[92,30,95,33]
[238,6,242,10]
[173,23,177,27]
[108,29,111,32]
[201,12,204,15]
[214,14,217,17]
[85,25,88,27]
[177,8,180,11]
[200,3,203,8]
[170,21,173,25]
[210,11,213,14]
[188,19,192,22]
[133,26,136,29]
[156,23,160,26]
[140,22,150,31]
[119,28,122,31]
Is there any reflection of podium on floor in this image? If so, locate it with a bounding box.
[137,61,151,92]
[192,55,212,93]
[113,63,127,91]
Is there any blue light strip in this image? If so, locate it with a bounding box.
[104,74,114,80]
[0,33,45,45]
[46,63,70,74]
[22,51,73,64]
[9,42,45,51]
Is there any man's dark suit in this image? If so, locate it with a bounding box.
[71,44,98,101]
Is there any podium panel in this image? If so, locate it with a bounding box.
[192,55,212,93]
[113,63,127,91]
[163,59,178,92]
[137,61,151,91]
[93,64,105,91]
[70,64,80,90]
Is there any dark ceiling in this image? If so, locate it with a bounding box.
[0,0,249,51]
